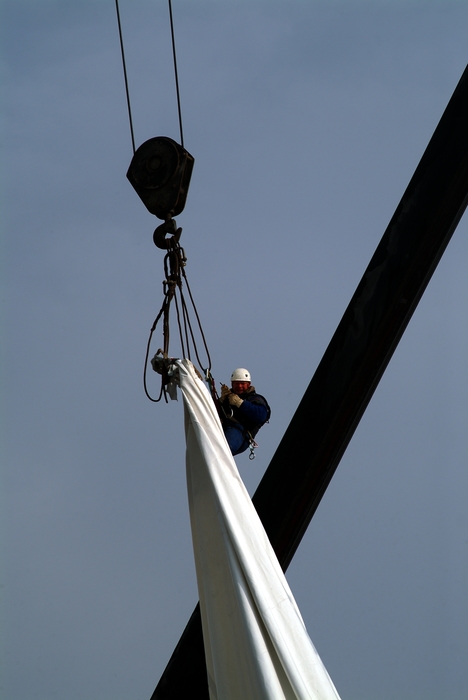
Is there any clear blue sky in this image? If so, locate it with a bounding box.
[2,2,467,699]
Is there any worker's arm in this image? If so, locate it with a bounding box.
[237,399,268,425]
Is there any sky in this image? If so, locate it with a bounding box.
[1,1,467,699]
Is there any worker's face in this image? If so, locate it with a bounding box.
[231,381,250,395]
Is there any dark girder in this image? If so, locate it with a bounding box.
[151,65,468,699]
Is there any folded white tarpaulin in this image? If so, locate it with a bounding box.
[176,360,342,700]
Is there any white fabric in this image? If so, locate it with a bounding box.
[177,360,342,700]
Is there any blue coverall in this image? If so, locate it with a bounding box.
[221,389,270,456]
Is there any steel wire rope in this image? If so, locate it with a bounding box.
[168,0,185,147]
[115,0,185,150]
[179,267,212,371]
[114,0,136,154]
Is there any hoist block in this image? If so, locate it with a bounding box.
[126,136,194,220]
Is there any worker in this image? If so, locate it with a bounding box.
[219,368,270,456]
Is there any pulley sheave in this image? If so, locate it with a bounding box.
[127,136,194,220]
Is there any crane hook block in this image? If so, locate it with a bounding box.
[126,136,194,220]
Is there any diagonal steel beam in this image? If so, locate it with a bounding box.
[151,64,468,699]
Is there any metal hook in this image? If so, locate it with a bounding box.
[153,218,183,249]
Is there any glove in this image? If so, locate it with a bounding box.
[220,384,231,401]
[228,393,243,408]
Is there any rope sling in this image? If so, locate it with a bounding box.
[143,219,213,404]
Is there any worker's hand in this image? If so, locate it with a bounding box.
[220,383,231,401]
[228,393,243,408]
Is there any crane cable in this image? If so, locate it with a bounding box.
[114,0,184,152]
[114,0,136,154]
[168,0,184,148]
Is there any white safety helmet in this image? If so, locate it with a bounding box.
[231,368,251,382]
